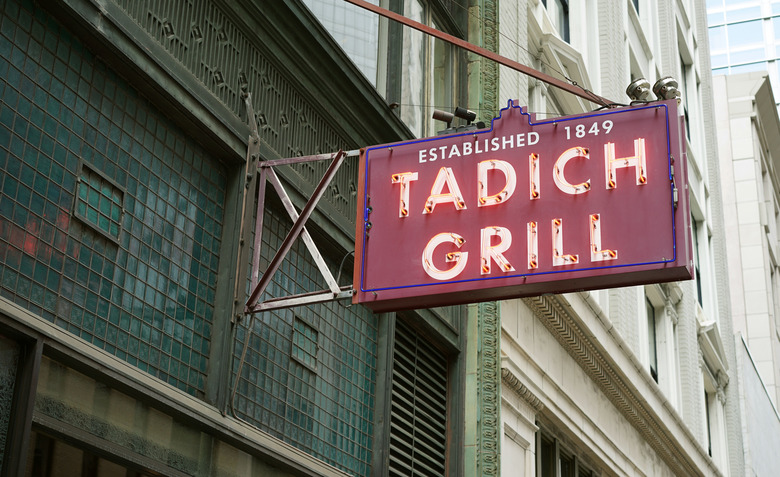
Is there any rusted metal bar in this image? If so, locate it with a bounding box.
[343,0,615,107]
[266,167,341,294]
[248,287,354,314]
[260,149,359,168]
[249,166,268,291]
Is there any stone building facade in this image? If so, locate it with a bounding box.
[496,1,744,476]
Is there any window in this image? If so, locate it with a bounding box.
[679,56,691,140]
[773,266,780,332]
[539,433,556,476]
[301,0,380,86]
[730,61,768,74]
[646,297,658,382]
[536,428,598,477]
[388,319,448,476]
[304,0,461,138]
[708,24,726,51]
[702,370,729,470]
[645,285,683,408]
[543,0,570,43]
[727,20,763,46]
[291,316,318,372]
[704,390,713,456]
[725,5,762,24]
[74,163,123,242]
[692,219,703,307]
[396,1,459,137]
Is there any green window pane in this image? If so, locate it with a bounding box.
[99,195,111,216]
[85,207,97,224]
[87,187,99,207]
[110,204,121,222]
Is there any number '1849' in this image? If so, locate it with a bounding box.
[564,120,613,139]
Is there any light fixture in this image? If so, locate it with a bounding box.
[653,76,681,103]
[433,107,485,135]
[453,106,477,124]
[626,78,652,102]
[432,109,454,128]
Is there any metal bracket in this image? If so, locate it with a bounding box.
[244,149,356,314]
[228,92,356,419]
[228,149,357,420]
[230,91,263,324]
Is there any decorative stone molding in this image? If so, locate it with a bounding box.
[481,0,499,120]
[469,0,499,121]
[501,367,544,412]
[522,294,705,476]
[35,394,199,474]
[665,296,680,326]
[477,301,501,477]
[716,370,729,405]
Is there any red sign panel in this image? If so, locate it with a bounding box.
[353,99,692,312]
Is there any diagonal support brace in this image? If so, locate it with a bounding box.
[245,149,349,314]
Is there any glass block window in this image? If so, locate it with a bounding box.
[233,204,377,477]
[292,316,318,371]
[74,164,123,241]
[0,0,226,397]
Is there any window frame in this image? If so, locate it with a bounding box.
[72,161,125,245]
[543,0,570,43]
[383,0,467,138]
[535,426,598,477]
[646,296,659,383]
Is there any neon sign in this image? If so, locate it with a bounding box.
[353,99,692,312]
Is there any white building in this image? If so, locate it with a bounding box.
[497,1,743,475]
[712,71,780,474]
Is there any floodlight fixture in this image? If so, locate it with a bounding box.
[653,76,681,103]
[432,109,455,128]
[453,107,477,123]
[626,78,653,102]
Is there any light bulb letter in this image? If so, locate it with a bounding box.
[527,221,538,269]
[478,160,516,207]
[391,171,418,218]
[422,232,469,280]
[553,147,591,194]
[423,167,467,214]
[480,226,515,275]
[589,213,618,262]
[529,153,540,199]
[605,138,647,189]
[552,218,579,266]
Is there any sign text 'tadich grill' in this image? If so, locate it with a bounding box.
[353,99,693,312]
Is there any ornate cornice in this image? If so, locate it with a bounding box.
[522,294,705,476]
[500,367,544,412]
